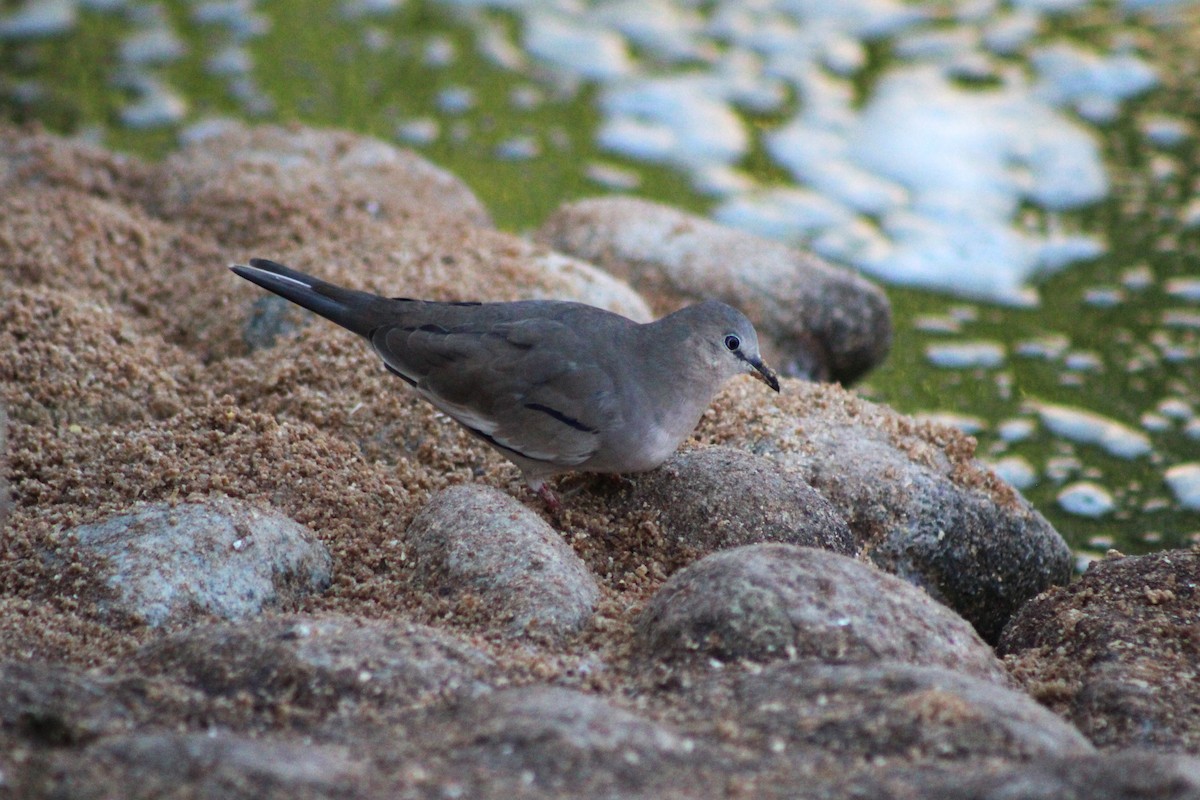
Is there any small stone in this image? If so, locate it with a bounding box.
[63,496,332,626]
[635,544,1009,684]
[883,751,1200,798]
[999,548,1200,752]
[620,446,855,555]
[688,660,1092,761]
[134,614,496,718]
[405,485,599,639]
[40,731,371,798]
[445,686,702,796]
[706,380,1072,643]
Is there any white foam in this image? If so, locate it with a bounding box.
[193,2,269,39]
[118,76,189,129]
[120,26,187,65]
[1056,482,1115,517]
[1157,398,1193,420]
[494,136,540,160]
[1166,278,1200,302]
[599,75,748,172]
[339,0,403,20]
[585,162,641,190]
[925,341,1006,369]
[914,412,986,434]
[990,455,1037,490]
[395,118,440,146]
[0,0,76,39]
[435,86,475,114]
[1012,0,1091,11]
[1141,115,1191,147]
[1037,403,1152,459]
[523,12,633,80]
[477,20,526,70]
[982,11,1040,55]
[998,418,1036,442]
[755,63,1110,300]
[1032,42,1158,123]
[713,187,858,242]
[205,45,252,77]
[592,0,704,62]
[1164,463,1200,511]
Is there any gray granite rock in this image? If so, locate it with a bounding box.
[867,751,1200,800]
[34,731,373,800]
[621,446,855,556]
[709,380,1072,643]
[635,544,1009,684]
[65,497,332,626]
[151,122,492,246]
[687,659,1093,762]
[0,661,147,746]
[523,249,654,324]
[537,196,892,383]
[999,548,1200,754]
[134,614,495,718]
[405,485,599,639]
[443,686,708,799]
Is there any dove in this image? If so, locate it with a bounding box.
[231,258,779,508]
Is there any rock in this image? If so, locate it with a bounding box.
[29,731,374,800]
[134,614,495,721]
[442,686,709,798]
[702,380,1071,643]
[63,497,332,626]
[536,196,892,383]
[405,485,599,639]
[686,660,1093,762]
[147,122,492,248]
[524,249,653,324]
[619,446,855,556]
[869,751,1200,799]
[0,124,153,201]
[999,548,1200,753]
[634,544,1009,684]
[0,660,147,747]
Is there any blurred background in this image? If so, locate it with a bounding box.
[2,0,1197,562]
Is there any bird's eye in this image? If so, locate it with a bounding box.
[724,334,741,351]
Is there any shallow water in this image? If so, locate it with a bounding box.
[2,0,1197,560]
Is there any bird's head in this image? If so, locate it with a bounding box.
[683,301,780,392]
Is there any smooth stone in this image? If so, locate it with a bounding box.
[133,614,496,718]
[635,544,1010,685]
[405,484,600,639]
[619,446,855,556]
[999,548,1200,752]
[64,496,332,626]
[708,380,1072,643]
[687,659,1093,761]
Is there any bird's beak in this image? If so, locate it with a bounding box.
[749,357,781,392]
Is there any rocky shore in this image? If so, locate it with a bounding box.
[1,123,1197,798]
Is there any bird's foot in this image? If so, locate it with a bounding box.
[536,483,563,514]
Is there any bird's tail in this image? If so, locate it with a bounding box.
[230,258,392,338]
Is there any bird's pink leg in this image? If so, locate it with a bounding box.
[536,483,562,514]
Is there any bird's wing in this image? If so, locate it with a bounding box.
[371,316,620,467]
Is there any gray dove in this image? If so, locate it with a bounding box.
[231,258,779,508]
